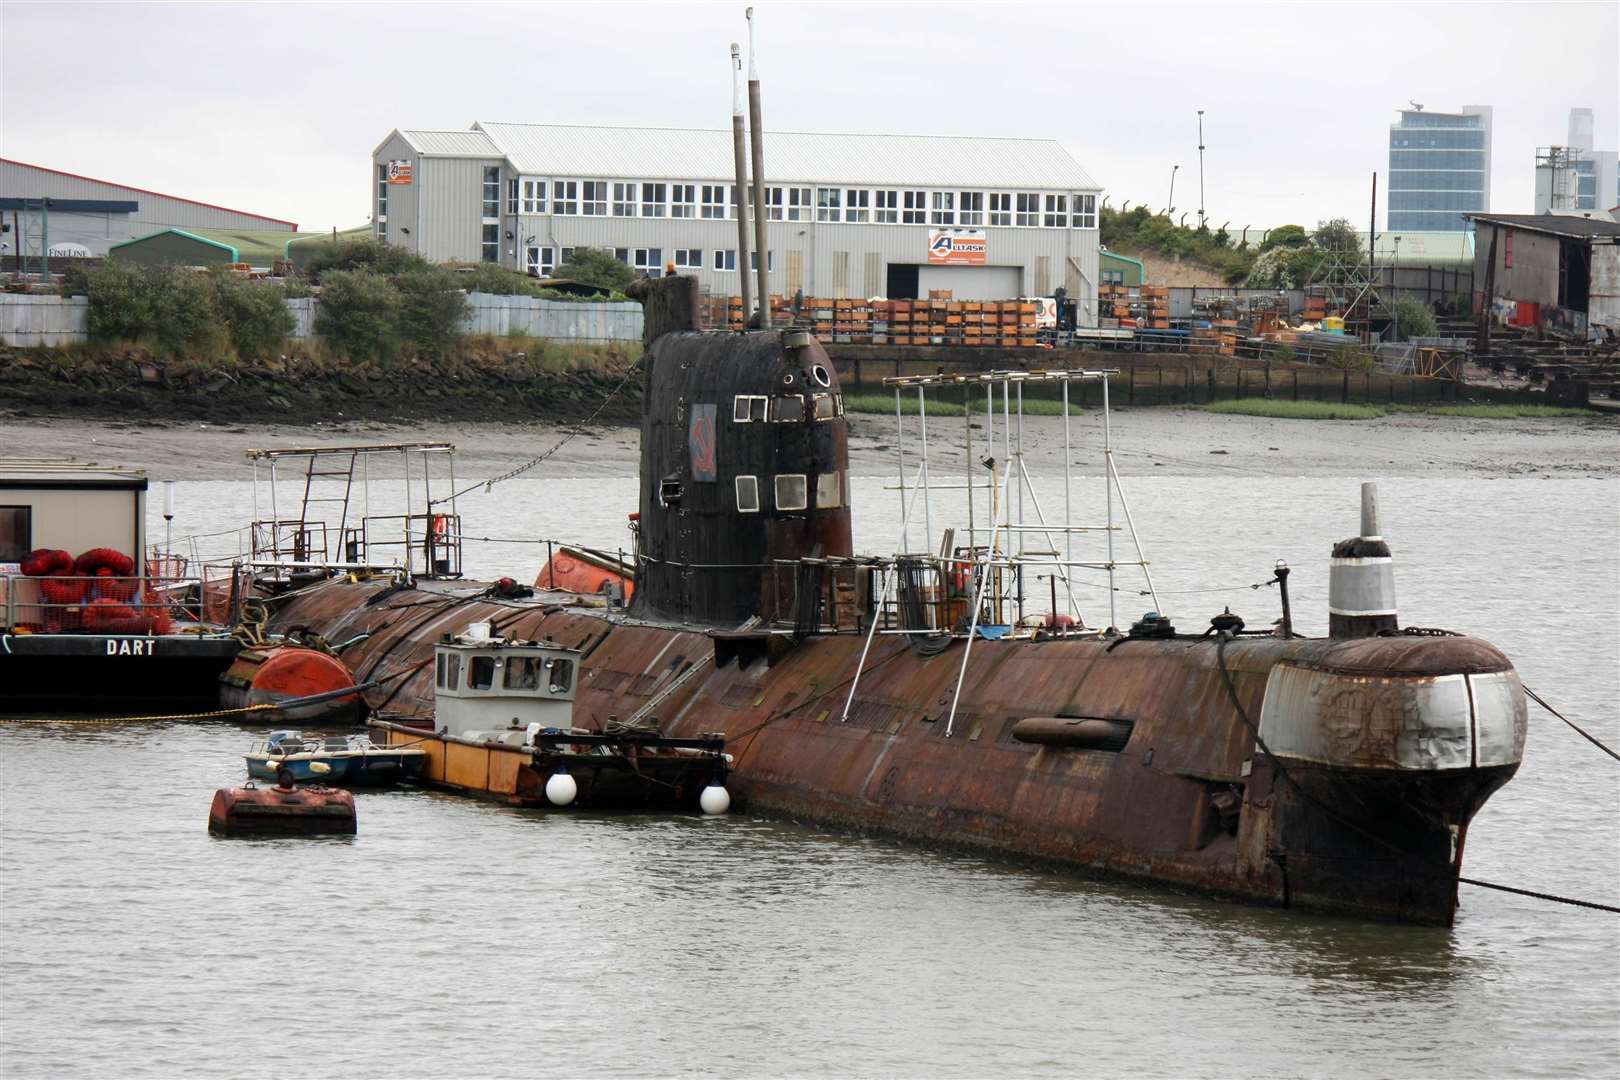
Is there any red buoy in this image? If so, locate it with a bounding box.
[208,783,357,836]
[219,644,360,724]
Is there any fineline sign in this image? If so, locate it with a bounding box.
[386,160,414,185]
[927,230,987,266]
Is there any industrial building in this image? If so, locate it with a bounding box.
[1387,105,1492,232]
[369,122,1103,320]
[0,159,296,261]
[1533,108,1619,215]
[1468,212,1620,335]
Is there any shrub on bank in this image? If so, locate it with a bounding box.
[314,269,403,361]
[210,272,296,359]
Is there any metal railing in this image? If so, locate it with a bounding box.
[1,573,207,633]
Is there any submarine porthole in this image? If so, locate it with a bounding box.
[734,475,761,513]
[775,474,808,512]
[772,395,805,422]
[659,477,683,508]
[811,364,832,387]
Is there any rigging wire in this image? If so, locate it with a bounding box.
[1525,685,1620,763]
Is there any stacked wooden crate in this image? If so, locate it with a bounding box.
[698,294,745,330]
[1141,285,1170,329]
[708,294,1039,347]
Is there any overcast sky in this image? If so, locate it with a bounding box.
[3,1,1616,232]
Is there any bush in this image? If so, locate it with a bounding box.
[1261,225,1309,251]
[1327,346,1375,372]
[1390,293,1437,342]
[315,270,402,361]
[84,263,223,356]
[395,267,467,355]
[556,248,636,291]
[209,273,294,359]
[450,262,551,297]
[302,238,428,283]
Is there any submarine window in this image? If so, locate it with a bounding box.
[659,478,683,508]
[735,475,760,513]
[468,656,496,691]
[812,393,836,420]
[772,395,805,422]
[811,364,832,387]
[546,658,574,693]
[775,474,808,512]
[446,653,461,691]
[733,394,767,422]
[815,471,842,509]
[504,656,542,691]
[436,653,445,688]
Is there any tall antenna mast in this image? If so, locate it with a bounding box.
[746,6,771,328]
[729,42,753,322]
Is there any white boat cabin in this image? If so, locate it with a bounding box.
[433,627,579,742]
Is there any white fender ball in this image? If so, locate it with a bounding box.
[700,783,731,816]
[545,772,577,807]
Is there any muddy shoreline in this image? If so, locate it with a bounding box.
[4,407,1613,481]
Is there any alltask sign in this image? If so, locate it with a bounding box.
[927,230,987,266]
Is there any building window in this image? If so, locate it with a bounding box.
[507,178,518,216]
[1044,194,1068,228]
[749,250,774,272]
[377,219,386,242]
[1073,193,1097,229]
[553,180,578,215]
[874,190,899,224]
[817,187,842,222]
[526,245,556,276]
[671,184,696,219]
[989,192,1012,227]
[763,186,784,221]
[612,182,637,217]
[376,163,389,221]
[815,471,841,509]
[582,181,607,216]
[634,248,663,277]
[930,191,955,225]
[1015,193,1040,227]
[701,185,729,219]
[774,474,808,512]
[559,247,575,266]
[959,192,983,226]
[481,224,499,263]
[1101,269,1125,285]
[521,179,547,214]
[482,166,501,219]
[786,187,812,221]
[902,190,927,224]
[641,182,667,218]
[845,189,870,223]
[735,475,760,513]
[733,394,768,422]
[713,249,737,271]
[0,506,31,563]
[673,248,703,270]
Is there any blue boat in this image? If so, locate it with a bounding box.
[245,730,427,786]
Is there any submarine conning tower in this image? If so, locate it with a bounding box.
[627,276,853,625]
[1328,481,1398,638]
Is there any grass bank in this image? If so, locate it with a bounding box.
[1198,398,1592,421]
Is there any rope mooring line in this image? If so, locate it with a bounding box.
[1525,685,1619,763]
[1458,876,1620,914]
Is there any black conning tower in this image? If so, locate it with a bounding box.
[628,277,853,626]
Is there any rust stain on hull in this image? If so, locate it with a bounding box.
[272,580,1520,925]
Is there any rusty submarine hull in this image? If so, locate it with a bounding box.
[257,278,1528,925]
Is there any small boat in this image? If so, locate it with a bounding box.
[370,627,731,812]
[245,730,427,786]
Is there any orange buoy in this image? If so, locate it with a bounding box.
[208,783,356,836]
[219,644,360,724]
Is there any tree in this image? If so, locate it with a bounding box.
[302,238,428,283]
[1312,218,1361,257]
[315,270,402,361]
[1390,293,1437,342]
[395,267,468,355]
[1260,225,1308,251]
[209,273,294,359]
[556,248,636,291]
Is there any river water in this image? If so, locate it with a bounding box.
[3,462,1617,1077]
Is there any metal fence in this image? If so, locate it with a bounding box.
[0,293,88,346]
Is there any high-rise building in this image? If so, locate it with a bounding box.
[1387,105,1492,232]
[1533,108,1617,214]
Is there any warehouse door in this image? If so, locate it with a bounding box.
[916,265,1022,301]
[887,263,920,299]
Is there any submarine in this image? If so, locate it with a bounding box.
[264,276,1527,926]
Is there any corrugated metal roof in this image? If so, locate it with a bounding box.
[472,122,1099,190]
[1467,212,1620,240]
[396,129,503,157]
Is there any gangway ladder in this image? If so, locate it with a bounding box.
[296,449,360,563]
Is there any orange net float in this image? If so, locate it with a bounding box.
[38,577,89,605]
[75,548,137,577]
[83,598,138,631]
[92,567,138,602]
[21,549,73,576]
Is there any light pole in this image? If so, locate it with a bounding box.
[1167,164,1180,217]
[1197,110,1207,229]
[1392,235,1402,342]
